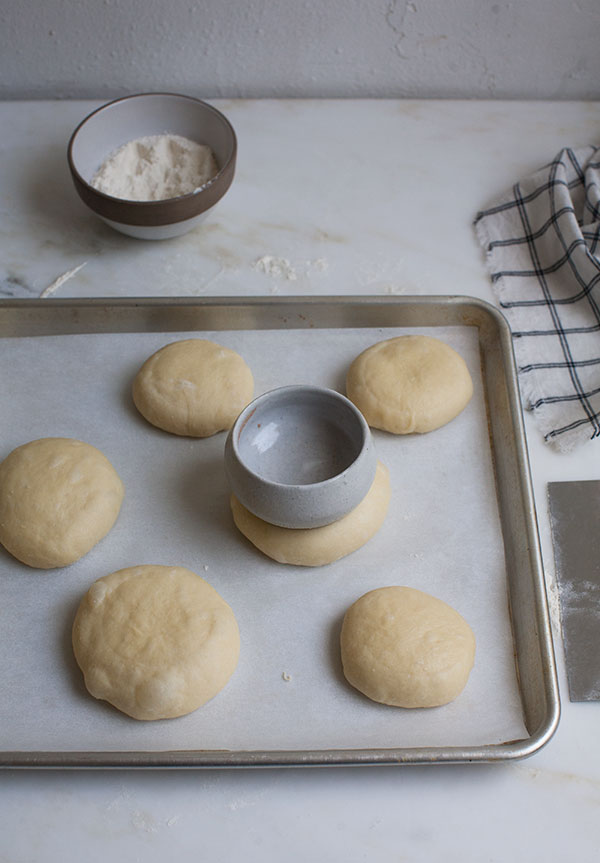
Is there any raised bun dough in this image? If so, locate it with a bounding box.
[340,586,475,708]
[0,437,124,569]
[346,335,473,434]
[230,461,390,566]
[72,565,240,720]
[132,338,254,437]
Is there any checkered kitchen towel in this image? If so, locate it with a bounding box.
[474,146,600,452]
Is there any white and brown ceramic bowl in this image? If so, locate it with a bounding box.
[67,92,237,239]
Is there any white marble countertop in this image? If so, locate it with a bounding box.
[1,98,599,861]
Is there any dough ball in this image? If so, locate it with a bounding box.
[72,565,240,720]
[132,339,254,437]
[340,586,476,708]
[231,461,390,566]
[346,335,473,434]
[0,437,124,569]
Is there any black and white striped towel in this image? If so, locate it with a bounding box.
[474,146,600,452]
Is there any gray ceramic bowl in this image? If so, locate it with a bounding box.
[67,92,236,239]
[224,386,377,529]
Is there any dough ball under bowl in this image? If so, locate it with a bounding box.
[230,461,390,566]
[346,335,473,434]
[132,338,254,437]
[0,437,124,569]
[340,586,475,708]
[72,565,240,720]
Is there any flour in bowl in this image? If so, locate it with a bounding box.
[91,134,218,201]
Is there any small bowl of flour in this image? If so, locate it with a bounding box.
[68,93,236,240]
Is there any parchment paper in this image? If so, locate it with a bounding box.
[0,325,527,752]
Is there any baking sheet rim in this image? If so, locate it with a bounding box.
[0,294,560,768]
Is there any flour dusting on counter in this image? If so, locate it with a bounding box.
[253,255,298,280]
[39,262,87,298]
[252,256,329,281]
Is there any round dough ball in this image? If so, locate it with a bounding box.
[0,437,124,569]
[72,565,240,720]
[340,586,476,708]
[346,335,473,434]
[132,339,254,437]
[231,461,390,566]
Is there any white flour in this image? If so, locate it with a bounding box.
[253,255,298,280]
[91,134,218,201]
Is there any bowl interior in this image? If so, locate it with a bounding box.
[237,389,366,486]
[70,93,235,187]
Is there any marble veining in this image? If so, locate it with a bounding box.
[1,99,598,305]
[1,98,600,862]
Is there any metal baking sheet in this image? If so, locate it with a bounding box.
[0,295,559,767]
